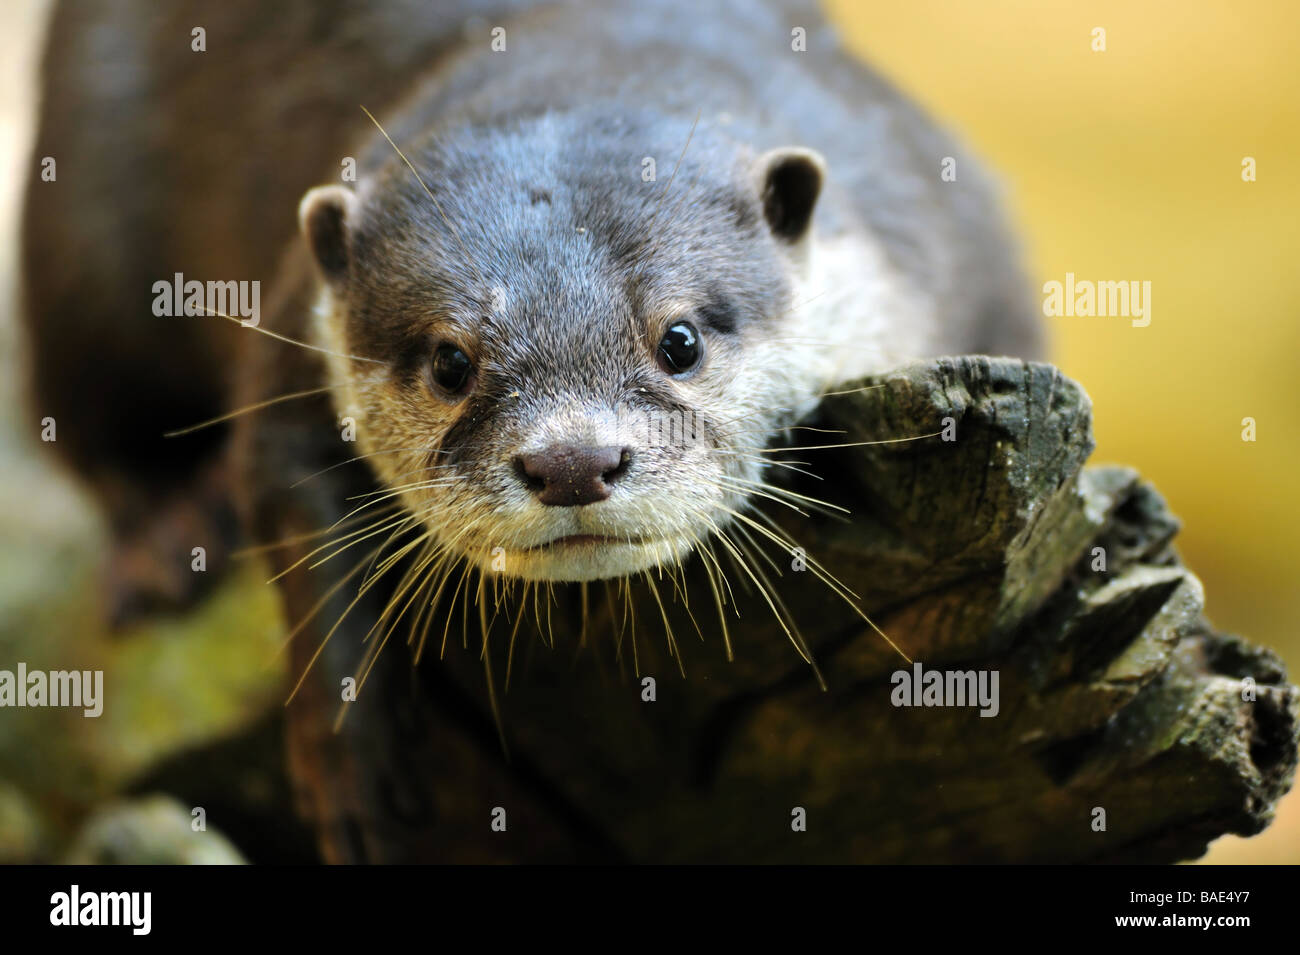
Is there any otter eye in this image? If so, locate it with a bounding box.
[431,343,473,395]
[657,321,702,375]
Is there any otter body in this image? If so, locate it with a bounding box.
[25,0,1041,860]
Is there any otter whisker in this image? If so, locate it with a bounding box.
[351,536,445,698]
[705,449,822,482]
[163,383,345,438]
[714,419,846,438]
[267,509,414,583]
[326,480,455,534]
[699,516,825,685]
[615,575,639,675]
[363,535,448,652]
[504,581,531,691]
[707,517,826,689]
[755,431,944,453]
[460,560,474,653]
[696,536,738,612]
[441,560,475,660]
[711,403,807,431]
[475,572,509,755]
[414,550,474,665]
[601,579,624,670]
[531,579,546,651]
[695,537,734,661]
[579,581,589,649]
[192,303,383,365]
[726,515,788,578]
[406,549,450,660]
[400,514,488,665]
[658,549,707,648]
[287,528,425,705]
[360,105,493,294]
[289,444,448,489]
[232,501,402,558]
[711,444,824,471]
[643,107,703,239]
[293,511,419,579]
[369,460,461,487]
[817,382,889,398]
[712,476,812,518]
[719,504,912,664]
[339,536,465,733]
[492,569,516,616]
[273,534,396,659]
[713,473,850,518]
[342,475,461,504]
[544,580,557,650]
[641,571,686,677]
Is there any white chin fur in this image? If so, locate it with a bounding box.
[471,536,693,582]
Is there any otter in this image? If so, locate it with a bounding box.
[24,0,1042,860]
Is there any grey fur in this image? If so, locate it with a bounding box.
[24,0,1042,591]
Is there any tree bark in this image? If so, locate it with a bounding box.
[226,356,1300,862]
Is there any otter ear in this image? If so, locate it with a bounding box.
[298,185,358,285]
[755,147,826,243]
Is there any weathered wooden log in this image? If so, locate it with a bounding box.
[251,357,1300,862]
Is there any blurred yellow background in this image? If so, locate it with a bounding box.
[826,0,1300,861]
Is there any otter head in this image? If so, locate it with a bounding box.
[298,110,828,582]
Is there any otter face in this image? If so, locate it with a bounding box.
[298,113,828,582]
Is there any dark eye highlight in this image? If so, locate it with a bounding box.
[431,342,474,395]
[657,321,702,375]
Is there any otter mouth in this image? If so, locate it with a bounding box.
[525,534,648,551]
[465,533,691,582]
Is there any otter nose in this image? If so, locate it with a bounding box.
[515,445,629,507]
